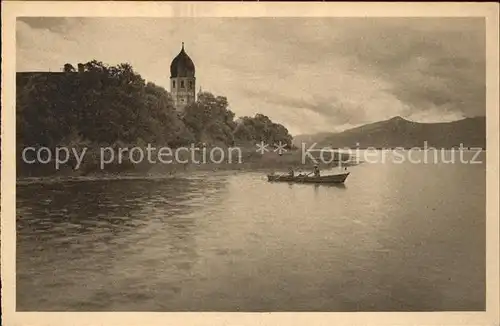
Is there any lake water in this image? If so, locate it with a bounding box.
[16,151,486,311]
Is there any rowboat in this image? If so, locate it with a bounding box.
[267,172,350,184]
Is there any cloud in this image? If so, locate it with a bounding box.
[17,17,83,33]
[328,18,486,120]
[16,17,485,135]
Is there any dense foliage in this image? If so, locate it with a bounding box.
[16,61,293,151]
[234,114,293,147]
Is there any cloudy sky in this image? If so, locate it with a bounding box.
[17,17,485,135]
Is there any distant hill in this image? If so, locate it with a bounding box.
[293,116,486,149]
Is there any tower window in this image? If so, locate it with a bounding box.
[173,80,176,88]
[189,81,193,89]
[180,80,185,88]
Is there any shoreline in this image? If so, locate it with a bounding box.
[16,148,356,180]
[17,160,358,180]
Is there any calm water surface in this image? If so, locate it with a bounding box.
[17,151,486,311]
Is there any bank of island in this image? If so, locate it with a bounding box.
[17,60,353,177]
[17,58,485,177]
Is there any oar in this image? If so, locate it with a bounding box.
[271,172,288,181]
[275,173,285,180]
[272,169,299,181]
[297,171,313,179]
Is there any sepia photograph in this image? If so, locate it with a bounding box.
[1,2,499,326]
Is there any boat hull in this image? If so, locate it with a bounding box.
[267,172,350,184]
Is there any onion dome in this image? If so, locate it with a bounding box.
[170,42,195,78]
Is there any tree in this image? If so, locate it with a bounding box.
[182,92,237,146]
[16,60,294,169]
[231,114,292,148]
[63,63,75,72]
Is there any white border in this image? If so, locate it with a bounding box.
[2,2,499,325]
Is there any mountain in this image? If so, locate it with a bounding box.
[293,116,486,149]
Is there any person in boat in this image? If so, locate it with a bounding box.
[288,167,295,177]
[313,165,320,177]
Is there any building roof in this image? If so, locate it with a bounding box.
[170,43,195,78]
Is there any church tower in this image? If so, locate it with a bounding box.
[170,42,196,111]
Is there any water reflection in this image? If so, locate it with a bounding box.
[16,175,230,311]
[17,177,222,239]
[313,183,347,190]
[16,158,486,311]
